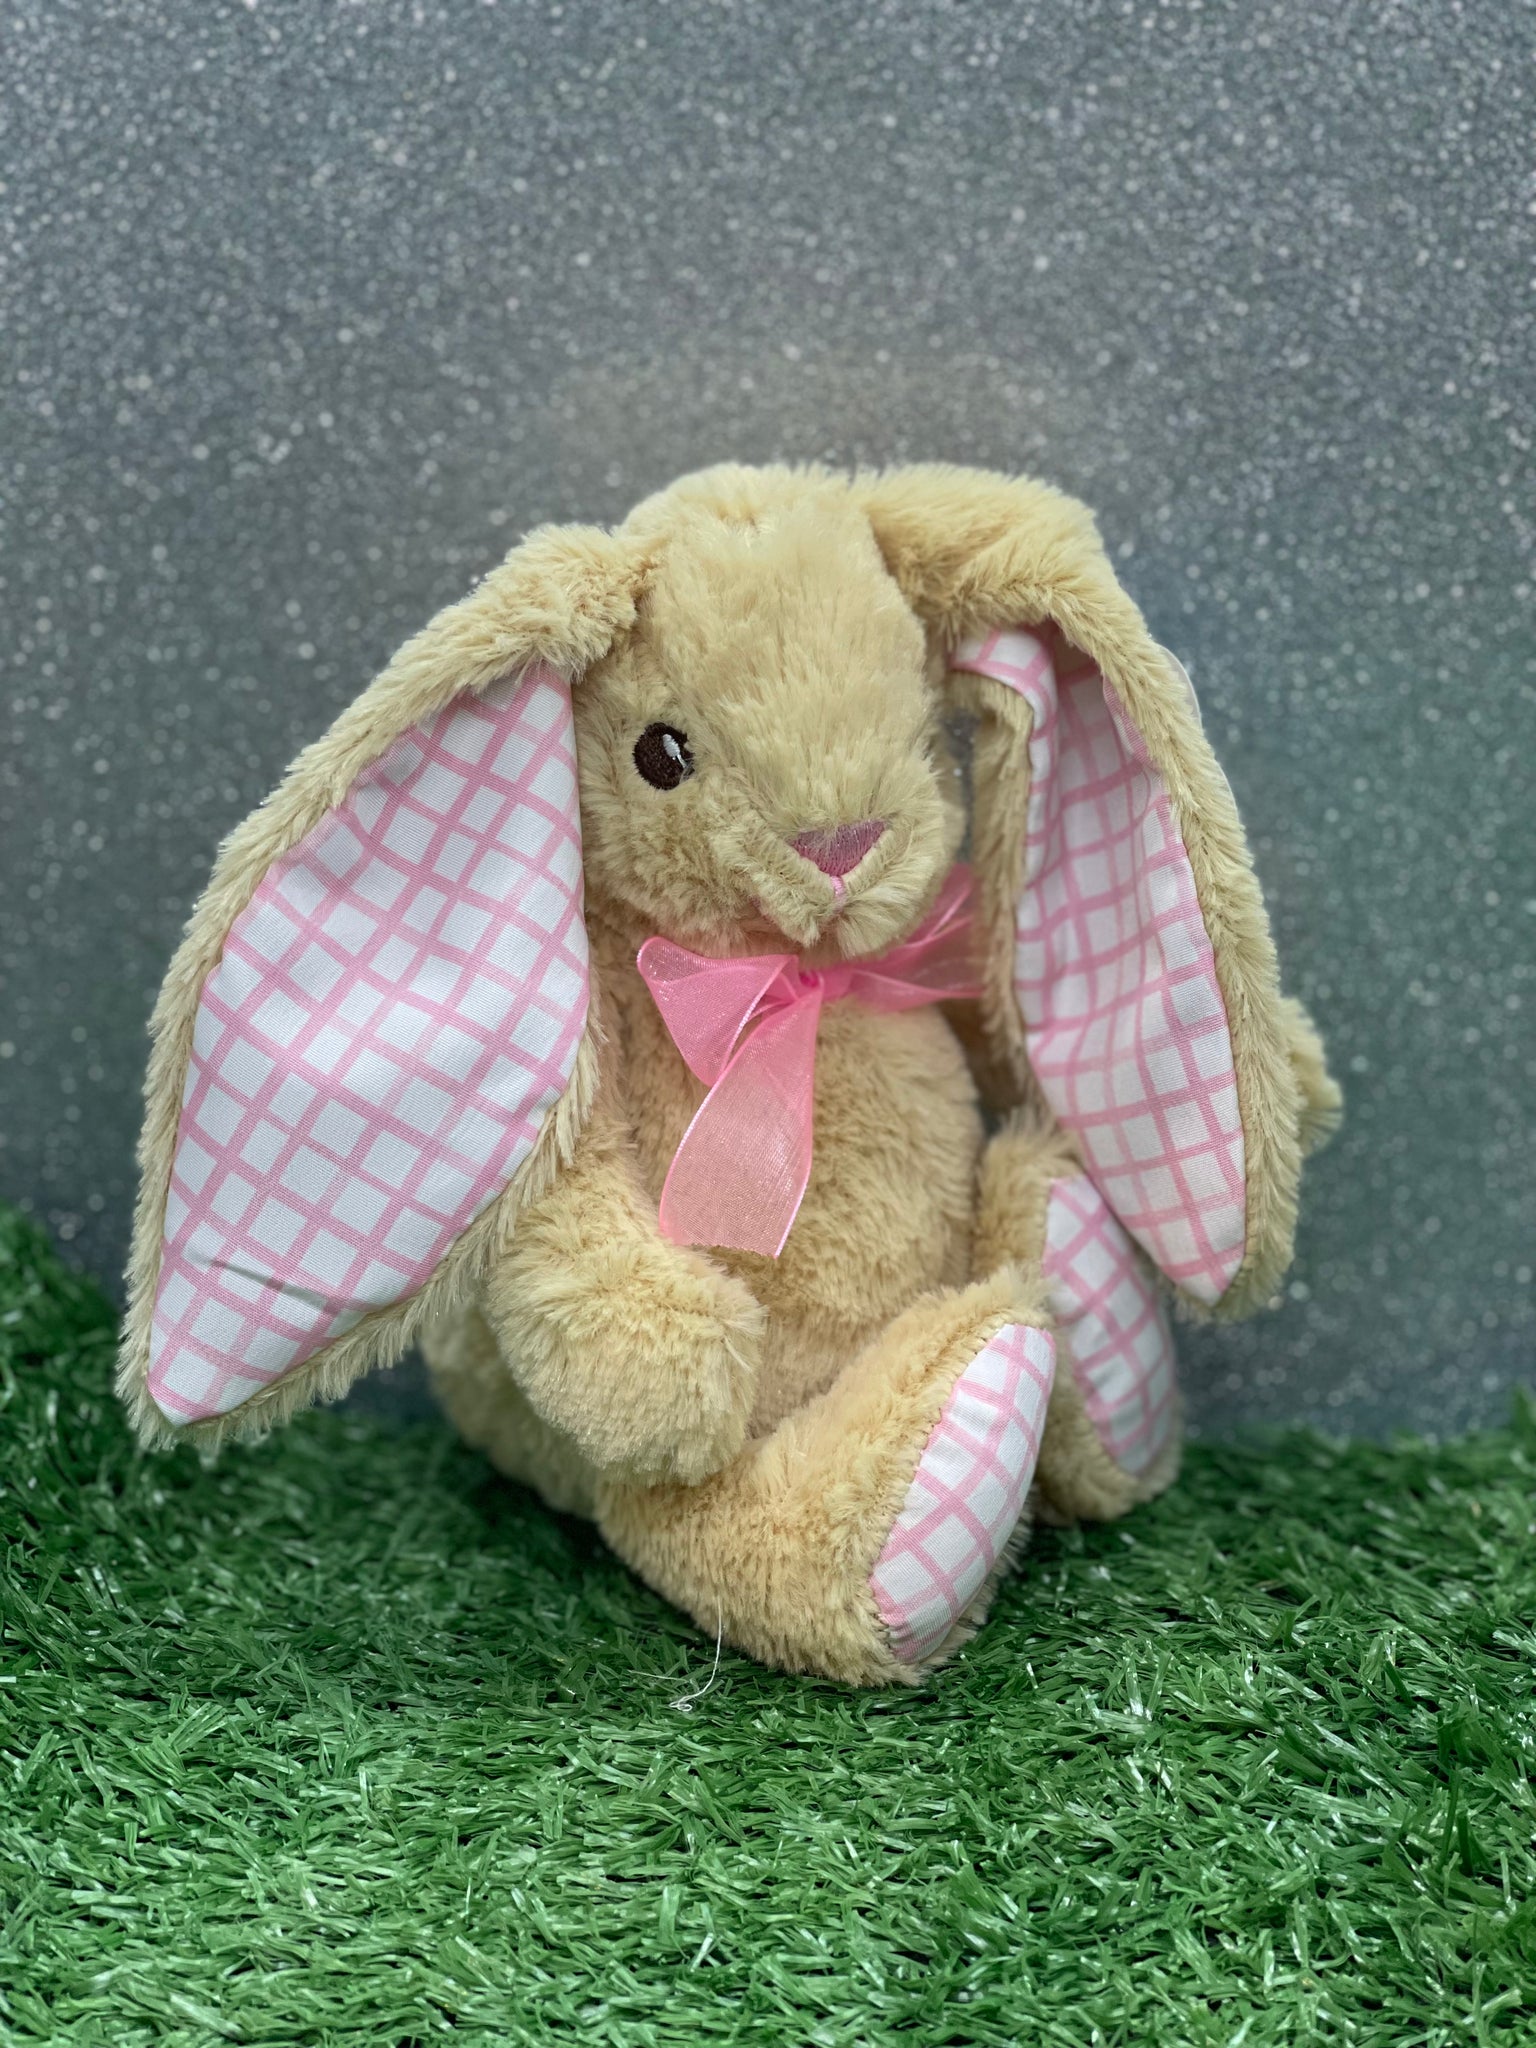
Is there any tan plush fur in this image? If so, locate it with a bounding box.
[124,462,1335,1684]
[1281,996,1345,1159]
[595,1266,1053,1687]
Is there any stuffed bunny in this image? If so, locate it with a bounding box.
[120,464,1339,1684]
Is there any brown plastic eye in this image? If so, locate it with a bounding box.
[633,723,694,791]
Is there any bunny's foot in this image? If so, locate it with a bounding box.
[975,1112,1183,1522]
[595,1266,1056,1685]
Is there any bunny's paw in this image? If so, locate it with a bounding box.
[485,1233,765,1487]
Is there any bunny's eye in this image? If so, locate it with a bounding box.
[633,724,694,791]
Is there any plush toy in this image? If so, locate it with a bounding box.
[120,464,1340,1684]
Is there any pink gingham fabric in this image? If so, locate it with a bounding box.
[870,1323,1056,1665]
[147,663,589,1427]
[951,626,1245,1304]
[1044,1174,1177,1477]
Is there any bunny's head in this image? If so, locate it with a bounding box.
[119,463,1322,1448]
[574,468,961,960]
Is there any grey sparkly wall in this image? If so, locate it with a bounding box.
[3,0,1531,1440]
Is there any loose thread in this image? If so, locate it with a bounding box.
[671,1605,725,1712]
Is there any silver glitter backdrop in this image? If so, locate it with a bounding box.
[2,1,1531,1437]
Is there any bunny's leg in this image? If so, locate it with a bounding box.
[595,1266,1056,1685]
[974,1112,1182,1522]
[423,1299,602,1520]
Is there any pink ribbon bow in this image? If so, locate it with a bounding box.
[637,865,981,1257]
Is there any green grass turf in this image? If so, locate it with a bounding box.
[1,1205,1533,2048]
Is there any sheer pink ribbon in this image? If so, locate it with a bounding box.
[637,866,981,1257]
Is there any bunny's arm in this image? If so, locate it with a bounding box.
[478,1101,765,1486]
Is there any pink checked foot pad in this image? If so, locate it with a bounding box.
[146,663,589,1427]
[869,1323,1056,1666]
[1044,1174,1177,1477]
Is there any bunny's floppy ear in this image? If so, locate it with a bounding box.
[855,465,1303,1320]
[119,525,643,1447]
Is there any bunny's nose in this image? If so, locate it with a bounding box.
[790,819,887,877]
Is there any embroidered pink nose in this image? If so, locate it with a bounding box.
[791,819,886,877]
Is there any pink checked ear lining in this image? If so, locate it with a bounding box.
[144,661,590,1428]
[951,625,1247,1307]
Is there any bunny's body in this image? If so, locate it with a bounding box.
[123,463,1338,1684]
[425,941,997,1478]
[606,936,985,1435]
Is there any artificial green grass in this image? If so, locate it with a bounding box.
[1,1205,1532,2048]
